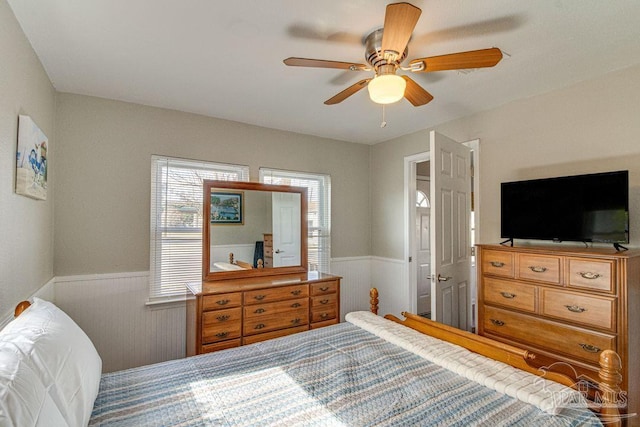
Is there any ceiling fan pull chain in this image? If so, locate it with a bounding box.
[381,105,387,128]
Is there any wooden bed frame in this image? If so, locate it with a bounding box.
[368,288,624,426]
[14,293,625,425]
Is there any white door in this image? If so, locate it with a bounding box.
[416,180,431,316]
[430,131,471,329]
[272,192,301,267]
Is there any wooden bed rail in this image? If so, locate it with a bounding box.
[14,300,31,317]
[368,288,623,425]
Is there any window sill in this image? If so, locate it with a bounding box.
[145,295,189,310]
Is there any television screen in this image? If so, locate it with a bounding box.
[501,170,629,244]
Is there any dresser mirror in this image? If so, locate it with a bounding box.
[203,180,308,281]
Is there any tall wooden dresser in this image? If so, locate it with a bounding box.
[186,272,341,355]
[477,244,640,421]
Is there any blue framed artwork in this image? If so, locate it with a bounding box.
[16,115,48,200]
[210,191,243,224]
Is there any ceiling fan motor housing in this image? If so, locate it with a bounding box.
[364,28,407,75]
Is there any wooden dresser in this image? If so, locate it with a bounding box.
[477,244,640,420]
[186,272,341,355]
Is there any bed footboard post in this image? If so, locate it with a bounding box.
[370,288,378,315]
[598,349,622,427]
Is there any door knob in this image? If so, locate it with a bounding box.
[275,249,283,254]
[437,274,452,282]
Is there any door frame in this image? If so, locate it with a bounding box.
[404,139,480,325]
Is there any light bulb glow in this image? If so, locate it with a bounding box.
[368,74,406,104]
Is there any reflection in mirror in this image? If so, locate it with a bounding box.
[203,180,307,281]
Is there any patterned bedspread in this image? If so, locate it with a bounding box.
[89,318,600,426]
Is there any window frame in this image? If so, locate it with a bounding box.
[149,155,249,302]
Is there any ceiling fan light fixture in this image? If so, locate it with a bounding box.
[368,74,406,104]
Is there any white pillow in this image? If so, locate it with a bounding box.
[0,341,68,427]
[0,298,102,427]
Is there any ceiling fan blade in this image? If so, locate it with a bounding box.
[381,3,422,61]
[409,47,503,72]
[401,76,434,106]
[324,79,371,105]
[284,57,367,71]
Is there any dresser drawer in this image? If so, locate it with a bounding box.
[483,277,536,313]
[202,319,242,344]
[244,298,308,318]
[310,304,337,323]
[482,250,515,277]
[311,293,338,308]
[483,306,615,365]
[201,339,241,353]
[244,284,308,305]
[202,292,242,311]
[517,254,561,284]
[243,308,309,335]
[310,281,339,296]
[541,289,616,331]
[202,307,242,325]
[567,258,615,293]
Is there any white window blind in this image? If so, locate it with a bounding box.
[150,156,249,301]
[260,168,331,273]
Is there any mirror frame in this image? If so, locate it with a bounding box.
[203,180,308,281]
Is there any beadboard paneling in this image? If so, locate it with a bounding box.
[330,257,372,320]
[55,272,186,373]
[371,256,408,317]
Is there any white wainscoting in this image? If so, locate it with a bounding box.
[55,272,186,373]
[33,256,405,373]
[371,256,409,318]
[330,256,372,321]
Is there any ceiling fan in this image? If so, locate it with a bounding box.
[284,2,503,107]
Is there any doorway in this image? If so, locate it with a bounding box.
[416,165,431,318]
[405,137,480,331]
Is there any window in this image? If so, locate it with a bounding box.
[417,190,430,208]
[149,156,249,301]
[260,168,331,273]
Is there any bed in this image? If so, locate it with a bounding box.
[0,290,624,427]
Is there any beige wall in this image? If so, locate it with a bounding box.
[54,94,371,276]
[371,64,640,259]
[0,0,56,315]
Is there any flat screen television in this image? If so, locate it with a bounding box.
[501,170,629,244]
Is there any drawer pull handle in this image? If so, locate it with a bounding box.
[320,313,329,319]
[254,295,266,301]
[490,261,505,268]
[320,299,329,304]
[291,303,301,308]
[319,286,329,292]
[215,332,229,338]
[216,299,230,306]
[291,318,301,325]
[500,292,516,299]
[565,305,586,313]
[528,266,547,273]
[579,272,601,280]
[216,315,230,322]
[254,308,266,314]
[254,323,266,330]
[490,319,505,327]
[579,343,601,353]
[291,290,302,296]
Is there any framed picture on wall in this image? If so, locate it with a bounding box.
[15,115,48,200]
[210,191,243,224]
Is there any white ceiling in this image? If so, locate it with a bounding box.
[8,0,640,144]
